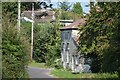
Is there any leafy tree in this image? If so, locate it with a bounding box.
[60,11,71,20]
[2,16,30,78]
[58,1,71,11]
[33,23,61,66]
[2,2,18,24]
[58,1,82,20]
[79,2,120,74]
[72,2,83,16]
[39,2,53,9]
[21,2,53,10]
[55,9,81,20]
[21,21,61,66]
[58,1,72,20]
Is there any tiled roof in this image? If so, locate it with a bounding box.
[60,18,87,30]
[21,0,37,2]
[60,18,87,45]
[22,10,55,23]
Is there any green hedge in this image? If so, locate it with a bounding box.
[2,17,30,78]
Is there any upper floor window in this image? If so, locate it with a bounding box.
[64,31,70,40]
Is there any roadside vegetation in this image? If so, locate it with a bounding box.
[51,69,118,79]
[29,61,49,68]
[2,1,120,79]
[2,16,30,78]
[21,21,61,67]
[79,2,120,76]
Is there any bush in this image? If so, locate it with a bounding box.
[54,58,63,69]
[117,67,120,78]
[21,21,61,66]
[2,17,30,78]
[32,23,61,66]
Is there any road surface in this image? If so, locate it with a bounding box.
[28,66,53,78]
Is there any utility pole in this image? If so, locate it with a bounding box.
[30,2,34,60]
[18,0,21,32]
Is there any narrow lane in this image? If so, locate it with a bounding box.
[28,66,53,78]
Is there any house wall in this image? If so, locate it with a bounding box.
[61,29,78,55]
[61,29,80,70]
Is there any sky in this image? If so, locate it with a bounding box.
[39,0,90,14]
[51,2,90,14]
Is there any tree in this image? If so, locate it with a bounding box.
[2,2,18,24]
[33,23,61,66]
[21,2,53,10]
[2,2,32,78]
[72,2,83,16]
[2,16,30,78]
[21,21,61,66]
[58,1,72,11]
[58,1,71,20]
[39,2,53,9]
[79,2,120,74]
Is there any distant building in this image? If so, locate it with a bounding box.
[60,18,91,73]
[21,9,55,23]
[51,19,74,27]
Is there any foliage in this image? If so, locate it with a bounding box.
[39,2,53,9]
[58,1,72,20]
[2,2,53,24]
[55,9,81,20]
[21,2,53,10]
[54,58,63,69]
[21,21,31,43]
[72,2,83,17]
[2,17,30,78]
[21,21,61,67]
[117,67,120,78]
[29,61,49,68]
[60,11,71,20]
[33,23,61,67]
[79,2,120,75]
[2,2,18,24]
[58,1,72,11]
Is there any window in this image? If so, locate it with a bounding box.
[66,43,69,51]
[65,31,70,40]
[62,43,65,51]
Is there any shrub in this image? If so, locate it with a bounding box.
[2,17,30,78]
[32,23,61,66]
[117,67,120,78]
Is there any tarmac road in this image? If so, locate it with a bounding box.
[28,66,53,78]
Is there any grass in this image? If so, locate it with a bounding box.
[29,61,119,79]
[29,60,49,68]
[50,69,119,79]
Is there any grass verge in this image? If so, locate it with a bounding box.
[29,60,49,68]
[50,69,118,79]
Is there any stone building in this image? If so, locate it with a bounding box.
[60,18,91,73]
